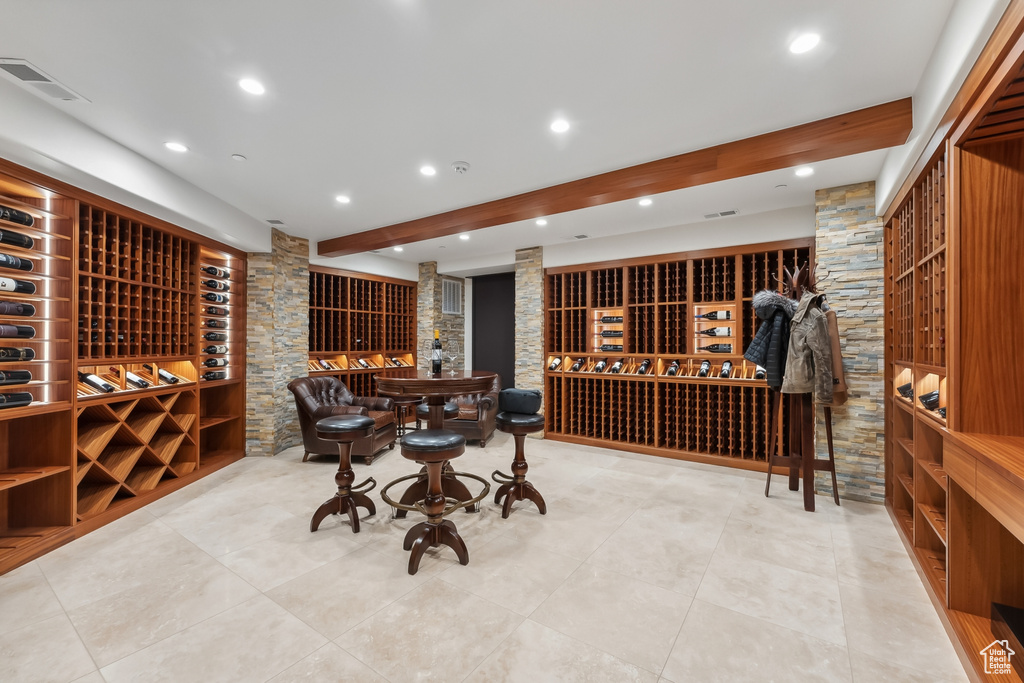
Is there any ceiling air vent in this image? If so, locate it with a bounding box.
[704,210,739,219]
[0,58,88,101]
[266,219,285,225]
[573,234,589,240]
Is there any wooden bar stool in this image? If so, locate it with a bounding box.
[310,415,377,534]
[493,411,547,518]
[391,395,423,437]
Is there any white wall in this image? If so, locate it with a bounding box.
[309,253,419,281]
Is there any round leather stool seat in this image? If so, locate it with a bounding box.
[315,415,376,441]
[401,429,466,454]
[496,411,545,433]
[415,402,459,420]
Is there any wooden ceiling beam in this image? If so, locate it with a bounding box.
[318,98,912,257]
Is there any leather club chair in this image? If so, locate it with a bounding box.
[287,376,397,465]
[415,374,501,447]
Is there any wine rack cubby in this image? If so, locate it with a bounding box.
[545,239,813,469]
[308,266,417,396]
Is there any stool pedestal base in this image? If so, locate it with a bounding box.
[402,519,469,575]
[310,486,376,534]
[491,432,547,519]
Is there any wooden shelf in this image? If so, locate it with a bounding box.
[920,461,948,492]
[917,502,948,545]
[912,545,947,595]
[199,415,238,430]
[897,473,914,498]
[0,466,69,492]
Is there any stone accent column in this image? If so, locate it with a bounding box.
[814,182,884,503]
[417,261,465,373]
[245,228,309,456]
[514,246,544,392]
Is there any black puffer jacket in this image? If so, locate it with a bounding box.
[744,290,798,390]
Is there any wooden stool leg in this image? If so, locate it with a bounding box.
[494,432,546,518]
[310,439,369,533]
[404,461,470,575]
[824,406,840,506]
[765,391,781,497]
[788,395,801,492]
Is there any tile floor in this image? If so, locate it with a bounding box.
[1,433,968,682]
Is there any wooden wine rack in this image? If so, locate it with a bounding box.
[545,239,812,470]
[308,266,417,395]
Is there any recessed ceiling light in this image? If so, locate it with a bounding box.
[638,198,653,207]
[230,153,247,162]
[335,195,351,204]
[164,141,188,153]
[550,119,570,133]
[459,234,470,241]
[789,34,820,54]
[238,78,265,95]
[393,246,403,252]
[794,166,814,177]
[536,219,548,226]
[420,165,436,176]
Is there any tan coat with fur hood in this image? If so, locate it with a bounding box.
[781,291,833,403]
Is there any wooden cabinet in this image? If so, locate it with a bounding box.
[544,239,811,470]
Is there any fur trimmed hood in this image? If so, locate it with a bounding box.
[752,289,798,320]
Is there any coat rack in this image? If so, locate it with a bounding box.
[763,262,840,512]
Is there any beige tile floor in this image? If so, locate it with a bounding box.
[0,432,969,682]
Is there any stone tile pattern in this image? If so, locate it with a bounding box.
[417,261,465,373]
[246,229,310,456]
[814,182,884,503]
[514,246,543,392]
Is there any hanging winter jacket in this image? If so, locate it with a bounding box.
[781,291,834,403]
[743,290,797,390]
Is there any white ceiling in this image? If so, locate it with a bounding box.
[0,0,954,264]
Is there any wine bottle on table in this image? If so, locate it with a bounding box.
[548,357,562,371]
[202,278,230,292]
[697,344,732,353]
[720,361,733,378]
[0,370,31,385]
[202,371,226,381]
[203,332,227,342]
[79,371,115,393]
[697,360,711,377]
[0,301,34,316]
[609,359,624,374]
[432,329,442,375]
[636,358,651,375]
[0,253,32,271]
[666,360,680,376]
[110,367,150,389]
[0,325,34,338]
[0,391,32,409]
[694,310,730,320]
[204,358,228,368]
[203,345,228,355]
[593,358,609,373]
[0,277,35,294]
[696,326,731,337]
[0,347,33,361]
[200,265,230,279]
[569,358,585,372]
[0,205,35,228]
[202,292,228,304]
[143,364,180,384]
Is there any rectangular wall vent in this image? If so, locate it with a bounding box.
[442,278,462,315]
[573,234,589,240]
[704,210,739,219]
[266,219,285,225]
[0,58,88,101]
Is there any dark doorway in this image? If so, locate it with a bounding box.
[472,272,515,389]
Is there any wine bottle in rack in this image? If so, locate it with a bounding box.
[202,279,230,291]
[0,347,33,361]
[599,344,623,351]
[202,371,227,381]
[0,324,34,338]
[202,292,228,304]
[200,265,230,279]
[636,358,651,375]
[600,330,623,338]
[600,315,623,323]
[609,359,624,374]
[593,358,609,373]
[0,253,32,271]
[0,205,35,228]
[357,358,371,369]
[569,358,585,372]
[110,367,150,389]
[205,306,228,316]
[203,332,227,342]
[696,326,732,337]
[694,310,731,320]
[203,345,228,355]
[0,277,35,294]
[0,301,34,316]
[390,357,405,367]
[754,365,766,380]
[0,391,32,409]
[697,343,732,353]
[697,360,711,377]
[78,371,115,393]
[0,370,31,385]
[203,318,227,328]
[432,329,442,375]
[143,364,180,384]
[0,228,33,249]
[548,357,562,371]
[203,358,229,368]
[666,360,680,376]
[317,358,332,370]
[720,361,733,378]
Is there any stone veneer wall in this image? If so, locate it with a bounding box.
[813,182,885,503]
[417,261,465,373]
[246,229,310,456]
[514,246,544,392]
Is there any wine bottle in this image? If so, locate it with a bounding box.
[593,358,609,373]
[599,344,623,351]
[696,326,732,337]
[694,310,731,320]
[720,361,733,378]
[0,301,34,316]
[548,357,562,371]
[203,318,227,328]
[78,371,115,393]
[202,371,227,381]
[0,325,34,338]
[317,358,332,370]
[202,292,228,304]
[204,358,228,367]
[203,345,228,355]
[390,357,405,367]
[0,253,32,271]
[0,277,35,294]
[754,365,766,380]
[666,360,680,376]
[0,205,35,228]
[697,344,732,353]
[637,359,651,375]
[697,360,711,377]
[202,279,230,291]
[109,367,150,389]
[600,315,623,323]
[203,332,227,342]
[600,330,623,338]
[609,359,624,374]
[569,358,585,372]
[358,358,371,369]
[432,329,442,375]
[205,306,228,316]
[200,265,230,279]
[0,370,31,385]
[0,391,32,409]
[0,347,33,361]
[143,364,180,384]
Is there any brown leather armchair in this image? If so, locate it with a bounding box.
[287,376,397,465]
[415,374,501,447]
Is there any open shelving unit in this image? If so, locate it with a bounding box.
[544,239,811,470]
